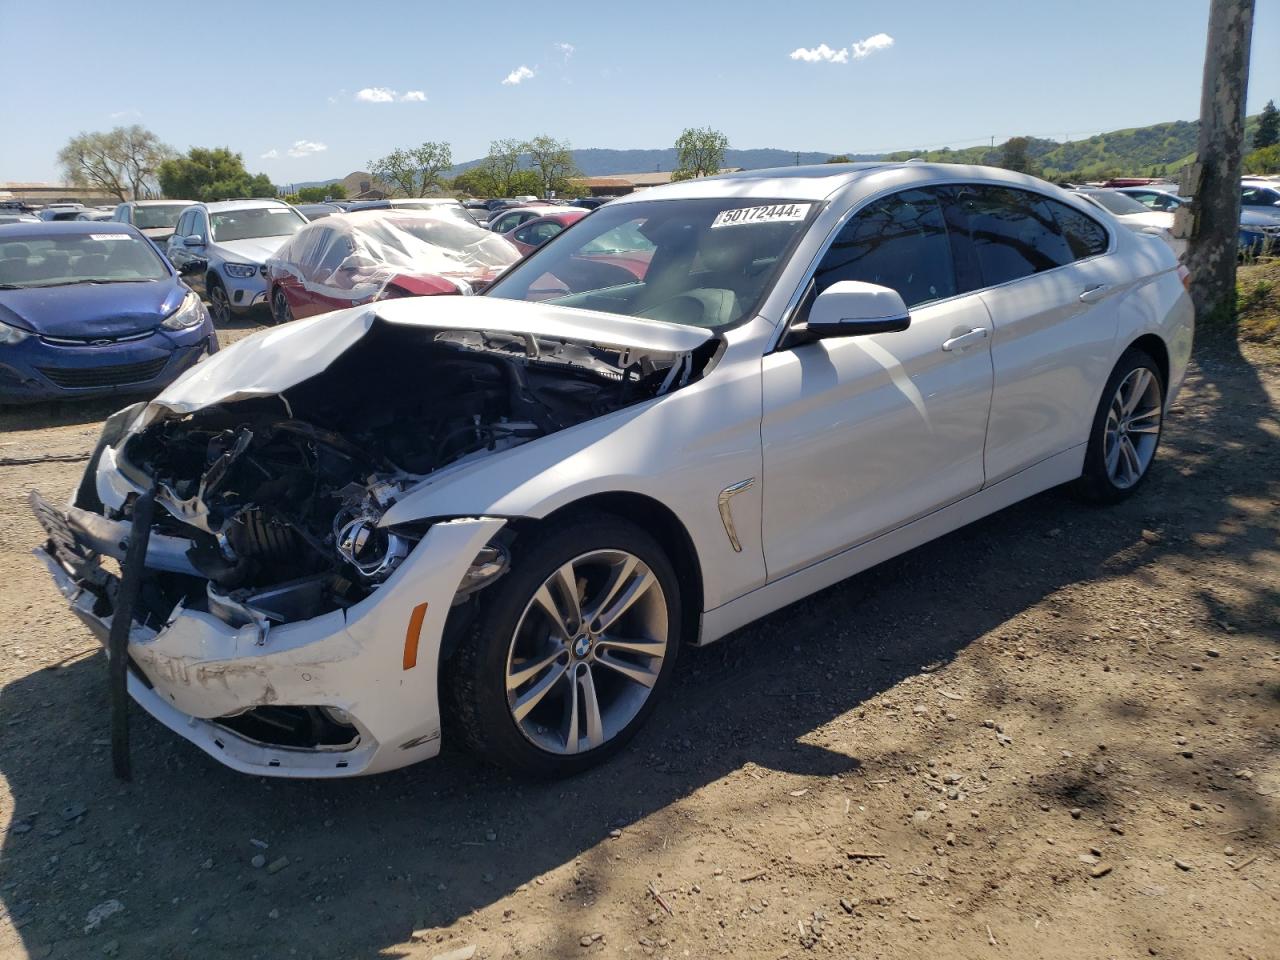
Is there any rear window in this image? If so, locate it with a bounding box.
[0,233,169,288]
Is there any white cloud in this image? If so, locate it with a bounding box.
[502,65,535,86]
[355,87,396,103]
[287,140,327,158]
[789,33,894,64]
[789,43,849,64]
[109,108,142,120]
[850,32,894,58]
[260,148,280,159]
[399,90,427,101]
[556,41,574,59]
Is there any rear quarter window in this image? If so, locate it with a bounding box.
[1046,199,1109,260]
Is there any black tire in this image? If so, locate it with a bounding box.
[270,286,294,326]
[1074,347,1165,504]
[207,276,232,325]
[444,513,681,777]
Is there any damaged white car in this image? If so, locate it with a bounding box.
[33,163,1194,778]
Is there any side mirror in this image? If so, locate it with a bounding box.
[182,235,205,247]
[177,258,206,276]
[794,281,911,344]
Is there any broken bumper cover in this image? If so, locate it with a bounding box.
[35,503,505,778]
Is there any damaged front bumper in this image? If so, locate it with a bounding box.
[33,488,504,778]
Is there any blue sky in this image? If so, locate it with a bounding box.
[1,0,1277,184]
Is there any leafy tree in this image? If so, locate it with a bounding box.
[523,135,581,197]
[671,127,729,181]
[825,154,853,164]
[451,166,501,197]
[1255,99,1279,149]
[157,147,275,201]
[1244,144,1280,175]
[295,184,347,203]
[367,141,453,197]
[57,125,174,200]
[999,136,1037,175]
[480,139,526,197]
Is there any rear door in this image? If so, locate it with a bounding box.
[939,185,1119,483]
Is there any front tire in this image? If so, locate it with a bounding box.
[207,276,232,325]
[1074,348,1165,503]
[270,286,294,326]
[445,514,681,777]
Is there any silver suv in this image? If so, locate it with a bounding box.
[167,199,308,322]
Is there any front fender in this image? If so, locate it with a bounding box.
[379,349,768,611]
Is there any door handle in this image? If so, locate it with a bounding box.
[1079,283,1110,303]
[941,327,989,352]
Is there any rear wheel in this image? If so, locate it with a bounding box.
[207,277,232,325]
[270,287,294,326]
[445,514,680,777]
[1075,348,1165,503]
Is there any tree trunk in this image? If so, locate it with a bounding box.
[1182,0,1255,335]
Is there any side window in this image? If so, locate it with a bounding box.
[112,205,128,223]
[175,211,192,237]
[812,188,956,308]
[1045,198,1108,261]
[191,212,208,241]
[517,221,564,246]
[943,186,1074,287]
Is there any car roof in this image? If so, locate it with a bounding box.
[608,161,1075,205]
[201,198,292,212]
[127,198,196,206]
[0,221,140,238]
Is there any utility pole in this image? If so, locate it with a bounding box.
[1180,0,1255,334]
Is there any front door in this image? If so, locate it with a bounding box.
[761,188,994,580]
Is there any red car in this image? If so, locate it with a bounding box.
[265,210,522,323]
[502,209,590,256]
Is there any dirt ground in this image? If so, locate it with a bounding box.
[0,308,1276,960]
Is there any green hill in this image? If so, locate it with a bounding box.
[883,116,1263,180]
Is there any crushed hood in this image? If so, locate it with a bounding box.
[149,296,715,415]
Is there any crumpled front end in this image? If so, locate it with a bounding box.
[32,302,709,776]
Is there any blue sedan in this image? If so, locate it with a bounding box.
[0,221,217,403]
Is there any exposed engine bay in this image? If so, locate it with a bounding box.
[110,319,711,628]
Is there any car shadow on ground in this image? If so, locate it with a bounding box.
[1,344,1276,959]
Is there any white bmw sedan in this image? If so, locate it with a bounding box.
[32,163,1193,778]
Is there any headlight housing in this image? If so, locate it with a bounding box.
[161,292,206,330]
[0,321,31,346]
[223,262,258,279]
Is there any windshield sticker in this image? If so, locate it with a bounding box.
[89,234,131,240]
[711,203,812,228]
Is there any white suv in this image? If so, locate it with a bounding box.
[166,199,308,322]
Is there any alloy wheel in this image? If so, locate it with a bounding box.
[1104,366,1162,489]
[209,283,231,325]
[505,549,668,755]
[272,289,293,325]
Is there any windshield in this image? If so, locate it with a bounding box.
[0,233,168,288]
[1082,191,1151,216]
[484,197,818,329]
[211,207,307,242]
[134,204,191,230]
